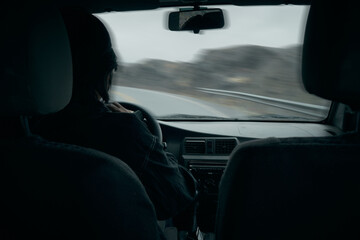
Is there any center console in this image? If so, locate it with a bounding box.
[181,137,239,232]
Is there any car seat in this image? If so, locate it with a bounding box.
[0,1,163,239]
[216,1,360,239]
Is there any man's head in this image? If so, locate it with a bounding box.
[61,9,118,103]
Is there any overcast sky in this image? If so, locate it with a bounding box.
[97,5,309,64]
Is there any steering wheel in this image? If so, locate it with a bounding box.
[118,102,162,143]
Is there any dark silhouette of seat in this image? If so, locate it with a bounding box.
[0,2,162,239]
[216,1,360,240]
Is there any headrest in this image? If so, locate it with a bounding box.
[0,1,72,116]
[302,1,360,109]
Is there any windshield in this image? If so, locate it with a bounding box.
[97,5,331,121]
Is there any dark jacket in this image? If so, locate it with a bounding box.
[32,100,197,220]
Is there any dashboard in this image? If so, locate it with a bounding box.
[160,120,342,163]
[160,120,342,232]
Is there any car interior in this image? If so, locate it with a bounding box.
[1,0,359,239]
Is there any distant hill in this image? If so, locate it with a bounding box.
[113,44,325,105]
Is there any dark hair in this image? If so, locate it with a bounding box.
[61,9,118,103]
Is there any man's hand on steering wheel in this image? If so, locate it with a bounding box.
[107,102,163,143]
[106,102,133,113]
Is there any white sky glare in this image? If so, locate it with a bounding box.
[97,5,309,63]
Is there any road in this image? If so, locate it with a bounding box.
[109,86,328,120]
[110,86,234,118]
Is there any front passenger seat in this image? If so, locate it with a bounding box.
[0,2,163,239]
[216,1,360,240]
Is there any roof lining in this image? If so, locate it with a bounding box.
[55,0,311,13]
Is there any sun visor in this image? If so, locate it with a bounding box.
[0,1,73,116]
[302,1,360,109]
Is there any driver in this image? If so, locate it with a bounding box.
[31,9,197,220]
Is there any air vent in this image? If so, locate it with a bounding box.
[215,139,237,154]
[184,140,206,154]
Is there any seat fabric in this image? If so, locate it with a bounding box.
[0,135,163,239]
[216,133,360,240]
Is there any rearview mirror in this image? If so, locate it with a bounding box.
[168,8,225,34]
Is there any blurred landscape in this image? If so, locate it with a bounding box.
[112,44,330,119]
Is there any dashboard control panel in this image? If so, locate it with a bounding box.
[181,137,239,231]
